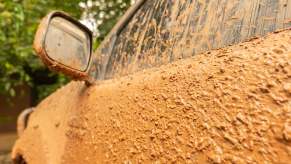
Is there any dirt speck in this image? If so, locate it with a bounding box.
[283,83,291,96]
[283,119,291,141]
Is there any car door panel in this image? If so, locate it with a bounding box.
[94,0,291,79]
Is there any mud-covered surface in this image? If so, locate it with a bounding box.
[0,154,11,164]
[13,29,291,163]
[0,133,16,164]
[96,0,291,80]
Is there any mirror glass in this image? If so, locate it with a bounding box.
[44,17,91,71]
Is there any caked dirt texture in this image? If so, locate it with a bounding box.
[13,29,291,163]
[98,0,291,79]
[0,154,11,164]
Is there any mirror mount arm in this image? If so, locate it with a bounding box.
[84,74,96,86]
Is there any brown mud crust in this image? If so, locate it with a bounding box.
[0,153,11,164]
[13,29,291,163]
[0,133,16,164]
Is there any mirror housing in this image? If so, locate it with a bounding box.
[34,11,93,83]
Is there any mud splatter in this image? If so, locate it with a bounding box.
[97,0,291,80]
[12,29,291,163]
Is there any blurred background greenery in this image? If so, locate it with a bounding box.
[0,0,133,105]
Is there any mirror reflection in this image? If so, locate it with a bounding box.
[44,17,90,71]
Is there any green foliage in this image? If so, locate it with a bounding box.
[97,0,134,39]
[0,0,132,104]
[80,0,134,40]
[0,0,82,103]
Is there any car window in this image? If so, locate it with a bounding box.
[94,0,291,80]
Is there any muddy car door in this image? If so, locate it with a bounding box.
[12,0,291,163]
[94,0,291,80]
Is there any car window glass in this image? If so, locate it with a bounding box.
[95,0,291,80]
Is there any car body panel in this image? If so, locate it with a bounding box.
[12,29,291,163]
[12,0,291,163]
[94,0,291,80]
[12,82,89,163]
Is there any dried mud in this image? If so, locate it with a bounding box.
[13,29,291,163]
[98,0,291,80]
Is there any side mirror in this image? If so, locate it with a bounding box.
[34,11,94,84]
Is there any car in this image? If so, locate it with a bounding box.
[12,0,291,163]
